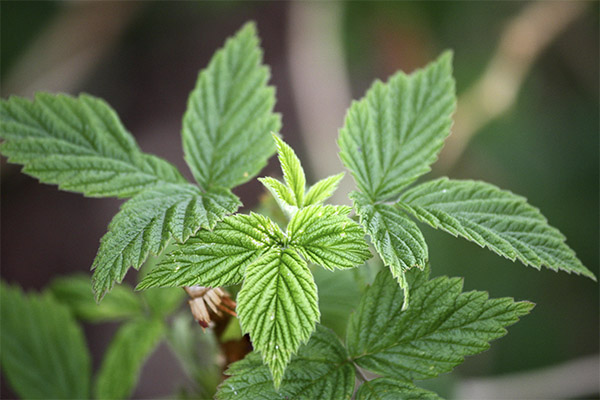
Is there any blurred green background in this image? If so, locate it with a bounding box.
[2,1,598,398]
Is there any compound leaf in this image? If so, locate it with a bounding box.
[339,52,455,202]
[182,22,280,190]
[0,93,185,198]
[49,274,143,322]
[92,184,240,301]
[217,325,354,400]
[356,378,441,400]
[0,282,91,399]
[94,317,165,399]
[237,248,320,388]
[399,178,596,280]
[304,172,345,206]
[288,204,371,270]
[353,192,427,307]
[347,269,534,380]
[137,212,284,289]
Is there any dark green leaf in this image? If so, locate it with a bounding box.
[182,22,280,190]
[339,52,455,202]
[94,318,165,399]
[1,282,91,399]
[92,184,240,301]
[353,191,427,307]
[216,326,354,399]
[399,178,596,280]
[356,378,442,400]
[347,269,533,380]
[0,93,185,198]
[49,274,143,322]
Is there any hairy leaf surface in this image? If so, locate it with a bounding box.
[304,172,345,206]
[339,52,455,202]
[347,269,533,380]
[217,326,354,399]
[94,318,165,399]
[92,184,240,300]
[356,378,441,400]
[137,212,284,289]
[237,248,320,388]
[0,282,91,399]
[399,178,595,280]
[0,93,185,197]
[272,134,306,207]
[353,192,427,305]
[288,205,371,270]
[182,22,280,190]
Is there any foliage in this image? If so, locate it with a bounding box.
[0,21,594,399]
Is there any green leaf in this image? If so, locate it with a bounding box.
[237,248,320,388]
[288,204,371,270]
[352,191,428,307]
[216,325,354,400]
[94,317,165,399]
[182,22,281,190]
[304,172,345,206]
[92,183,240,301]
[347,269,534,381]
[272,133,306,207]
[1,282,91,399]
[399,178,596,280]
[0,93,185,198]
[49,274,143,322]
[258,176,295,209]
[313,267,362,338]
[338,52,455,202]
[356,378,442,400]
[137,212,283,289]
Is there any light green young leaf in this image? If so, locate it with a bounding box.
[182,22,281,190]
[272,133,306,207]
[49,274,143,322]
[216,326,354,400]
[356,378,442,400]
[288,204,371,270]
[1,282,91,399]
[237,248,320,388]
[258,176,295,208]
[347,269,533,381]
[137,212,284,289]
[92,183,240,301]
[338,52,455,202]
[0,93,185,198]
[304,172,345,206]
[399,178,596,280]
[94,318,165,400]
[352,191,428,307]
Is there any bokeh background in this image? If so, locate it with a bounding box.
[1,1,598,399]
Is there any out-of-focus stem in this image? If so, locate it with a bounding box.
[287,1,353,204]
[439,1,587,170]
[2,2,139,97]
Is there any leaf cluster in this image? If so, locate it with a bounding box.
[216,267,533,399]
[0,20,596,399]
[140,133,371,387]
[1,273,184,399]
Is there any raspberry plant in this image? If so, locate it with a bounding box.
[0,22,595,399]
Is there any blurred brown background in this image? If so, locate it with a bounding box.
[1,1,598,398]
